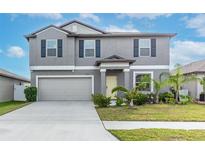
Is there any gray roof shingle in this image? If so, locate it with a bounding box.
[0,68,30,82]
[177,59,205,74]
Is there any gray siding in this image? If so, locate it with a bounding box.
[62,22,102,34]
[29,29,170,67]
[75,37,170,66]
[130,69,169,93]
[31,69,169,94]
[0,76,25,102]
[182,80,197,99]
[29,28,75,66]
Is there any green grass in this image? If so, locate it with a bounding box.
[0,101,30,116]
[109,129,205,141]
[96,103,205,121]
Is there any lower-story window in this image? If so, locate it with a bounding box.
[134,71,153,92]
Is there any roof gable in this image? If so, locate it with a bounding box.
[25,25,73,40]
[60,20,106,34]
[95,55,135,66]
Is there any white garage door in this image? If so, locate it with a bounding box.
[38,77,92,101]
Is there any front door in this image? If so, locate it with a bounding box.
[106,76,117,99]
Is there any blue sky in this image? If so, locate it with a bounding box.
[1,13,205,79]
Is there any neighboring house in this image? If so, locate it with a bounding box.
[178,60,205,99]
[0,68,30,102]
[26,20,176,101]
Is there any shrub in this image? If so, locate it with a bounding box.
[133,93,149,105]
[115,96,124,106]
[92,94,111,107]
[147,93,155,104]
[24,87,37,102]
[180,95,192,105]
[165,97,175,104]
[159,92,174,103]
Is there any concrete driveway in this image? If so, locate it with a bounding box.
[0,101,117,141]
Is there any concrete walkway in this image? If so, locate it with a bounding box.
[103,121,205,130]
[0,101,117,141]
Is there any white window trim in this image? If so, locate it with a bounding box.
[133,71,154,92]
[30,65,169,71]
[139,39,151,57]
[84,40,95,58]
[46,39,58,57]
[36,75,94,101]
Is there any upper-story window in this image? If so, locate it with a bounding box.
[84,40,95,58]
[139,39,151,57]
[46,39,57,57]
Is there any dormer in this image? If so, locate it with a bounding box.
[59,20,107,34]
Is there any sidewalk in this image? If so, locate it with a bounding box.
[103,121,205,130]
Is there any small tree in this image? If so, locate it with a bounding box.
[111,86,136,107]
[164,65,196,104]
[140,74,169,103]
[112,78,148,107]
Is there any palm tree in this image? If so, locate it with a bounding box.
[164,65,196,104]
[112,76,155,106]
[140,74,169,103]
[111,86,137,107]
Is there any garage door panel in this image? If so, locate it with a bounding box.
[38,77,92,101]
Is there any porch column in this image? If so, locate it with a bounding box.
[123,69,130,89]
[100,69,106,94]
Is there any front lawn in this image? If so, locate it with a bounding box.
[96,103,205,121]
[0,101,29,116]
[109,129,205,141]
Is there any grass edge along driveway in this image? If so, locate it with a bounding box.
[109,128,205,141]
[96,103,205,121]
[0,101,30,116]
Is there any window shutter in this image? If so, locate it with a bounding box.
[41,40,46,57]
[57,39,63,57]
[96,40,100,57]
[151,39,156,57]
[79,40,84,58]
[133,39,139,57]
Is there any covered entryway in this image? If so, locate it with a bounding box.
[37,76,93,101]
[96,55,136,95]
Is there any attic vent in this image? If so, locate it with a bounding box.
[72,25,77,32]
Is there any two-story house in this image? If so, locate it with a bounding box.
[26,20,176,101]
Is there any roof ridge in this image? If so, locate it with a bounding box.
[0,68,30,82]
[59,19,107,34]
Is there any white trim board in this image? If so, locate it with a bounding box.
[133,71,154,92]
[130,65,169,70]
[36,75,94,101]
[36,27,69,35]
[30,65,169,71]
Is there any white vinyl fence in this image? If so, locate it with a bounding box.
[14,84,26,101]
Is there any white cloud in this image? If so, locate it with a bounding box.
[185,14,205,37]
[117,13,172,20]
[10,13,63,21]
[105,23,139,32]
[26,13,63,20]
[0,49,3,54]
[170,40,205,68]
[79,13,100,22]
[7,46,25,58]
